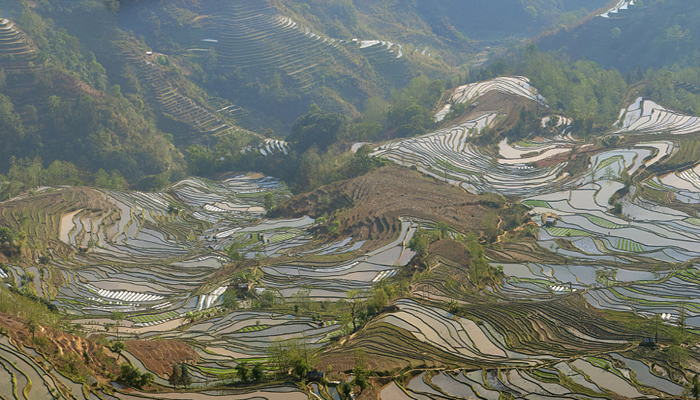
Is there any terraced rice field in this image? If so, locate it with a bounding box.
[599,0,636,18]
[120,43,247,137]
[373,77,582,195]
[372,299,547,366]
[583,214,623,229]
[261,219,416,299]
[373,124,572,196]
[615,238,645,252]
[0,336,66,399]
[0,18,39,72]
[614,97,700,135]
[194,1,368,93]
[445,76,546,112]
[385,351,678,400]
[546,227,595,237]
[2,169,415,371]
[7,73,700,397]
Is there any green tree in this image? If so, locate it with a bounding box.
[252,363,264,382]
[524,6,538,19]
[408,229,430,259]
[691,374,700,400]
[180,364,192,388]
[222,289,239,310]
[667,344,689,365]
[293,357,310,380]
[111,311,124,339]
[436,221,450,240]
[168,364,181,388]
[266,337,317,378]
[236,361,250,382]
[23,318,38,340]
[111,340,126,356]
[287,107,348,153]
[328,221,341,236]
[259,290,280,308]
[264,192,275,212]
[227,243,244,263]
[109,84,123,98]
[649,313,663,343]
[118,364,154,389]
[0,227,15,246]
[346,290,367,332]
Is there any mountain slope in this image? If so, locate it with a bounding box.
[537,0,700,72]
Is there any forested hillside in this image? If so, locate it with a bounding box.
[537,0,700,72]
[0,0,699,197]
[0,5,185,193]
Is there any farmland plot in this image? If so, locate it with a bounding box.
[373,126,572,196]
[402,353,667,400]
[173,310,343,358]
[446,77,547,111]
[0,18,39,72]
[526,148,700,262]
[614,97,700,135]
[374,77,585,196]
[372,299,553,366]
[261,219,416,298]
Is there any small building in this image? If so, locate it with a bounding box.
[640,337,656,347]
[383,305,400,313]
[307,371,324,381]
[146,51,153,55]
[236,282,253,292]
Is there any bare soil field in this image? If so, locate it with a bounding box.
[126,340,199,377]
[274,167,495,247]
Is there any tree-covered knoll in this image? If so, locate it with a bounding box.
[519,45,628,130]
[644,67,700,116]
[184,74,446,192]
[458,45,629,137]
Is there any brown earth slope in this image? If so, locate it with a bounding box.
[126,340,199,377]
[0,313,121,386]
[273,166,503,248]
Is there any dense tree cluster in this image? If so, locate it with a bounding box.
[118,364,155,389]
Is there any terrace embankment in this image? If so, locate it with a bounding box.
[272,166,500,247]
[0,313,121,385]
[126,340,199,377]
[447,90,547,135]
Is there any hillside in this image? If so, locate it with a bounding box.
[5,1,700,400]
[271,166,514,247]
[537,0,700,72]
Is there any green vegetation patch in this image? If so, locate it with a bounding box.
[546,227,594,237]
[583,214,622,229]
[522,200,550,208]
[435,159,480,177]
[615,238,645,253]
[131,311,179,324]
[234,324,271,333]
